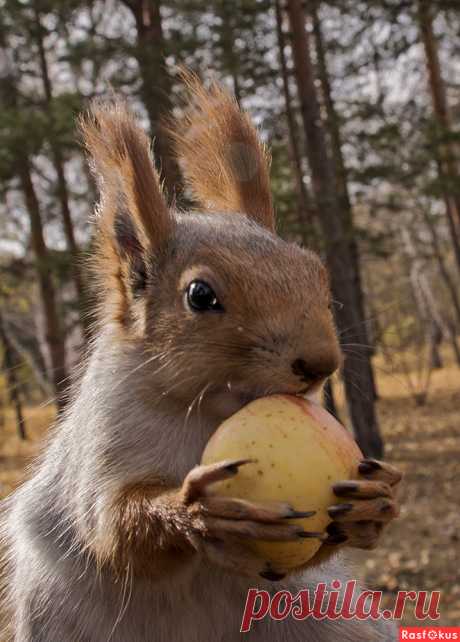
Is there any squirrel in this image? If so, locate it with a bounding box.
[0,73,402,642]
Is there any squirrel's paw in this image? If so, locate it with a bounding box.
[179,460,321,578]
[323,458,402,550]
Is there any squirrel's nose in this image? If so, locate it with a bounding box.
[291,355,338,384]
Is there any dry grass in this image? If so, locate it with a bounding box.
[356,350,460,626]
[0,404,55,499]
[0,350,459,627]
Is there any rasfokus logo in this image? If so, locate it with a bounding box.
[399,628,460,640]
[240,580,442,633]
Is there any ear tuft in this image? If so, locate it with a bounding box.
[167,70,275,231]
[79,100,172,251]
[79,100,174,328]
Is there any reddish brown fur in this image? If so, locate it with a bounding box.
[79,100,171,248]
[79,101,174,329]
[105,482,194,579]
[167,70,275,230]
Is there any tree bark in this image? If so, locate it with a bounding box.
[18,160,68,410]
[435,157,460,273]
[418,0,460,271]
[0,313,26,439]
[421,207,460,327]
[121,0,181,201]
[448,326,460,366]
[285,0,383,457]
[429,320,443,369]
[215,0,242,103]
[403,224,460,367]
[311,1,349,213]
[311,0,379,402]
[420,207,460,365]
[0,34,68,410]
[275,0,315,241]
[6,323,51,397]
[33,2,91,343]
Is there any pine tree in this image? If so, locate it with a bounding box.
[284,0,383,457]
[417,0,460,273]
[119,0,182,200]
[32,1,91,342]
[0,15,68,409]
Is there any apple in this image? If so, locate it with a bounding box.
[201,394,363,570]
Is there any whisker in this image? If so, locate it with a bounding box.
[109,563,133,639]
[337,298,410,339]
[183,383,208,431]
[197,380,213,429]
[343,372,372,402]
[113,351,170,392]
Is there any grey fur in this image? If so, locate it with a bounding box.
[1,327,396,641]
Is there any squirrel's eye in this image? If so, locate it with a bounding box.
[186,280,223,312]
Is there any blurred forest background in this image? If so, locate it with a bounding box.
[0,0,459,626]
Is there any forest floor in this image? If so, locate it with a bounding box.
[0,349,459,628]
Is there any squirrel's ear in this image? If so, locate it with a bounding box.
[79,100,173,257]
[79,101,174,325]
[169,72,275,232]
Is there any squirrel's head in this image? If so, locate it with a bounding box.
[80,73,341,421]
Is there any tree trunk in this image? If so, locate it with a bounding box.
[0,313,26,439]
[0,34,68,410]
[311,1,349,212]
[419,207,460,366]
[285,0,383,457]
[274,0,315,242]
[429,320,443,369]
[418,0,460,271]
[6,324,51,397]
[311,0,379,402]
[33,2,91,343]
[435,157,460,273]
[215,1,242,103]
[447,321,460,366]
[421,207,460,327]
[403,224,460,367]
[121,0,181,201]
[18,160,68,410]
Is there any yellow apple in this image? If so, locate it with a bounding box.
[201,394,363,570]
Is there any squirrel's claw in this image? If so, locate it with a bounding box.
[358,458,403,486]
[198,495,315,523]
[332,479,393,499]
[328,497,399,522]
[181,459,253,503]
[178,460,320,573]
[324,520,383,549]
[324,458,402,551]
[195,516,311,542]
